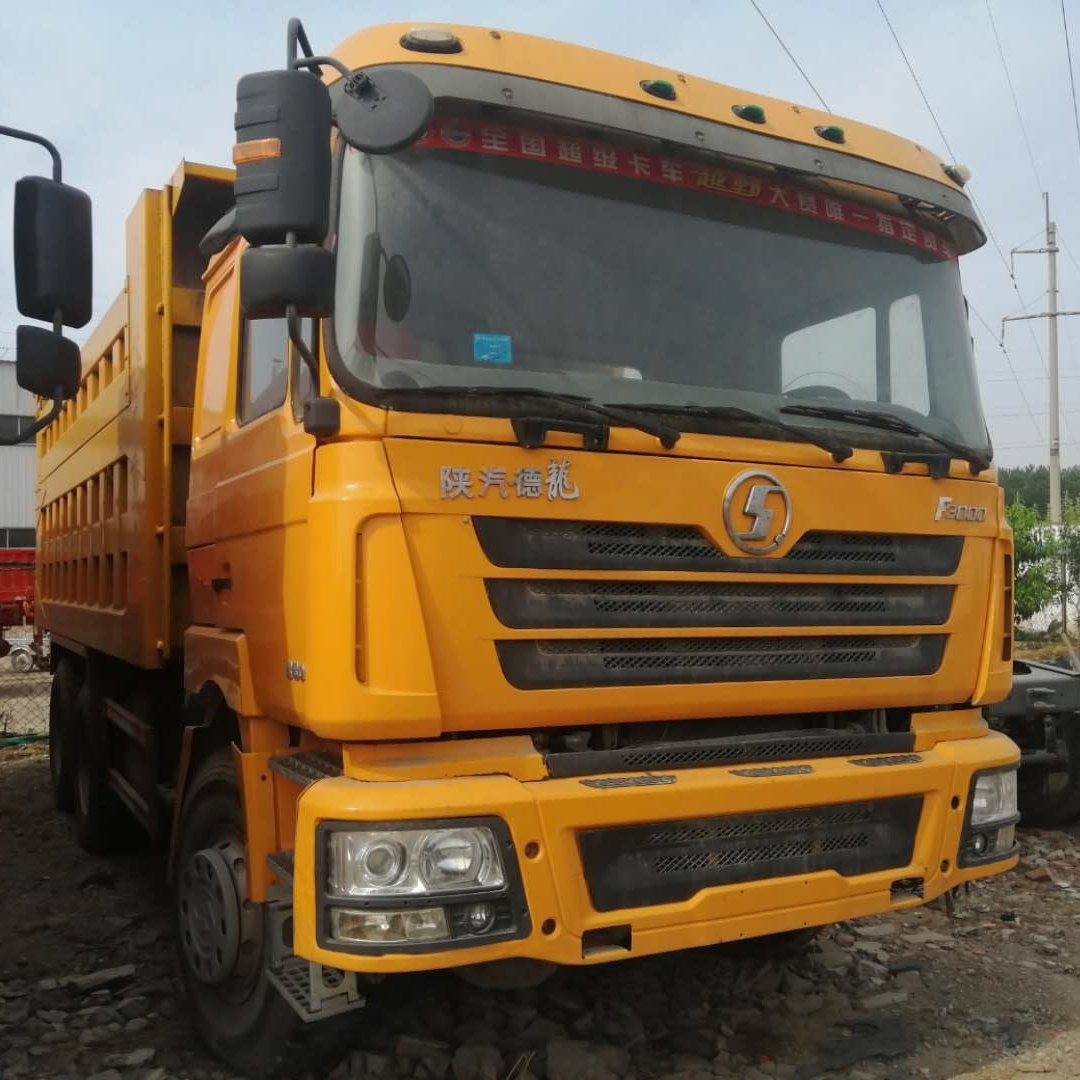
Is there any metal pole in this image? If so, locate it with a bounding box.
[1047,193,1066,630]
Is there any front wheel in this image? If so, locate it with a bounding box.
[175,750,356,1078]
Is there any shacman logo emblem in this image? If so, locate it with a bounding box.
[722,470,792,554]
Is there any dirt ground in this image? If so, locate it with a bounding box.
[4,742,1080,1080]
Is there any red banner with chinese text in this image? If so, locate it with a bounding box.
[415,116,955,260]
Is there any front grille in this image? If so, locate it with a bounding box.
[579,796,923,910]
[486,580,954,629]
[498,634,945,689]
[474,518,963,575]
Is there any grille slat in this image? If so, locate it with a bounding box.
[475,518,963,576]
[498,634,945,690]
[579,796,923,911]
[486,579,954,629]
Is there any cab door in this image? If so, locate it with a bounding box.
[189,283,316,721]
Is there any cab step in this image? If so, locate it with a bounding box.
[266,956,365,1023]
[268,749,343,787]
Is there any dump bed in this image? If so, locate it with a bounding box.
[36,163,233,670]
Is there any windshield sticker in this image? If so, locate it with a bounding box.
[439,459,580,501]
[473,332,513,365]
[418,117,955,260]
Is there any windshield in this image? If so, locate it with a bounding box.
[332,114,990,454]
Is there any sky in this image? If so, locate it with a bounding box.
[2,0,1079,467]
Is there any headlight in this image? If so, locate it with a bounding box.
[970,769,1018,826]
[327,825,505,898]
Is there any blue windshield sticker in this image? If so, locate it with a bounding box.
[473,333,513,365]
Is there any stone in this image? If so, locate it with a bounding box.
[452,1044,504,1080]
[854,923,898,940]
[397,1035,451,1057]
[348,1050,395,1077]
[1025,867,1053,883]
[103,1047,155,1068]
[786,994,825,1016]
[669,1026,716,1057]
[902,930,953,946]
[893,970,924,993]
[117,994,150,1020]
[86,1071,122,1080]
[859,990,909,1010]
[546,1039,630,1080]
[62,965,136,994]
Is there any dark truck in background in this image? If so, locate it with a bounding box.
[987,659,1080,825]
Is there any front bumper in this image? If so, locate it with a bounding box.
[292,729,1019,973]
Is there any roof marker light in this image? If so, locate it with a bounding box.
[641,79,677,101]
[943,163,972,187]
[733,103,766,124]
[815,124,846,144]
[401,27,462,53]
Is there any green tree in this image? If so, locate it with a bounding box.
[1006,498,1059,623]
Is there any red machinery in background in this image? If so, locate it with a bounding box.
[0,549,34,658]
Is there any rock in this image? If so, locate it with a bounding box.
[669,1026,716,1057]
[62,965,136,993]
[397,1034,451,1057]
[859,990,909,1010]
[519,1016,568,1046]
[902,930,953,946]
[786,994,825,1016]
[854,923,898,940]
[103,1047,155,1068]
[1038,941,1062,957]
[1025,867,1053,882]
[452,1043,504,1080]
[814,942,851,971]
[348,1050,395,1077]
[86,1071,122,1080]
[117,994,150,1020]
[782,971,814,996]
[893,970,924,993]
[546,1039,630,1080]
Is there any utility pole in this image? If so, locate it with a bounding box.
[1005,194,1080,631]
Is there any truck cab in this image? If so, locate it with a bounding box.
[13,21,1020,1078]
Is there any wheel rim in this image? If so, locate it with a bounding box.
[179,834,261,994]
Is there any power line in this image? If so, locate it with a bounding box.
[1063,0,1080,163]
[746,0,831,112]
[985,0,1043,190]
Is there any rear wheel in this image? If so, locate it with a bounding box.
[48,659,81,812]
[175,750,356,1078]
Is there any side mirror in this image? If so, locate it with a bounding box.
[15,326,81,399]
[14,176,93,328]
[240,245,334,319]
[334,69,433,154]
[234,69,332,245]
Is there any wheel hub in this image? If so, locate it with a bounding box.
[179,843,244,985]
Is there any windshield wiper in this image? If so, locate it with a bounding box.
[389,385,682,449]
[778,403,991,474]
[608,402,853,462]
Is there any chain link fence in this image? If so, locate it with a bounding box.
[0,628,49,737]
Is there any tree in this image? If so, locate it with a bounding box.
[1006,498,1059,624]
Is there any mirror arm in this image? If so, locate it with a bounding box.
[0,125,62,181]
[286,305,319,390]
[291,54,351,79]
[0,388,63,448]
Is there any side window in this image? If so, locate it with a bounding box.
[196,269,236,439]
[781,308,876,400]
[239,318,289,424]
[889,295,930,414]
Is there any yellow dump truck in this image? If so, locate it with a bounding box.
[8,18,1019,1077]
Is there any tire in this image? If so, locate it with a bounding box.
[11,649,33,673]
[175,750,357,1078]
[49,659,81,812]
[1018,725,1080,827]
[73,682,138,853]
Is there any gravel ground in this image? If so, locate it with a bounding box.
[3,742,1080,1080]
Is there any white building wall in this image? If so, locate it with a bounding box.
[0,362,37,534]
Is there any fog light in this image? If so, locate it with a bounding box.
[971,833,988,855]
[330,906,449,944]
[465,902,496,934]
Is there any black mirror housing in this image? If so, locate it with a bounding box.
[14,177,93,328]
[234,69,332,246]
[240,244,334,318]
[16,325,81,399]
